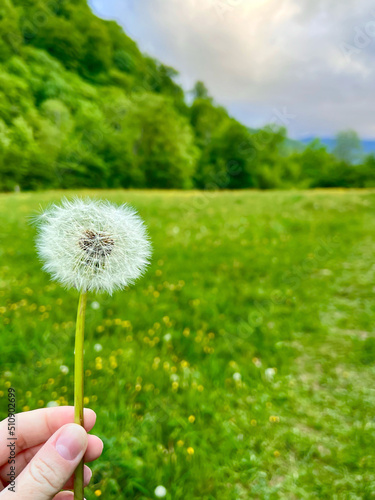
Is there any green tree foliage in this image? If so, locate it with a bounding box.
[0,0,373,191]
[123,95,198,188]
[192,81,210,100]
[195,119,256,189]
[333,130,363,164]
[288,139,338,188]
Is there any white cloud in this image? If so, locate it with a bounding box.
[90,0,375,138]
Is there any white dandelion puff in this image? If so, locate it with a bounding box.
[46,401,59,408]
[265,368,276,381]
[154,485,167,498]
[35,197,152,294]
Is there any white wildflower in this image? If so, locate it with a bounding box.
[91,301,100,310]
[265,368,276,381]
[252,358,262,368]
[163,333,172,342]
[94,343,103,352]
[233,372,242,381]
[47,401,59,408]
[59,365,69,374]
[35,198,152,294]
[154,485,167,498]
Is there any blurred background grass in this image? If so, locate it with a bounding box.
[0,189,375,499]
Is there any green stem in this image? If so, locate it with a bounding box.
[74,291,87,500]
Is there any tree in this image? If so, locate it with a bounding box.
[81,22,112,75]
[333,130,363,164]
[31,16,85,70]
[190,98,229,150]
[195,119,257,189]
[289,139,337,188]
[123,95,198,188]
[192,81,211,100]
[250,126,289,189]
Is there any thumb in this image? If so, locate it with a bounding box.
[4,423,88,500]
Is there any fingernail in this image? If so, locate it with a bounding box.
[55,424,87,461]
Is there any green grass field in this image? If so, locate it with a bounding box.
[1,189,375,499]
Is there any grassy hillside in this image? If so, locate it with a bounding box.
[1,190,375,498]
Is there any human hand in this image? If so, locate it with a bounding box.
[0,406,103,499]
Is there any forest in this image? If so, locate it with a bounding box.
[0,0,374,191]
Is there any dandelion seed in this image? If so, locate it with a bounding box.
[59,365,69,374]
[91,301,100,310]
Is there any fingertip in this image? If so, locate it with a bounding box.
[84,465,92,485]
[53,493,88,500]
[55,423,88,461]
[85,434,104,462]
[91,434,104,454]
[83,408,97,430]
[53,493,74,500]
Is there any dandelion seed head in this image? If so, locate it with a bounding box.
[154,485,167,497]
[35,198,152,294]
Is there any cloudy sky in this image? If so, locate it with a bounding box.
[89,0,375,139]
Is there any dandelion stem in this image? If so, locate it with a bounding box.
[74,291,87,500]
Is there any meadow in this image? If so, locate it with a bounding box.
[0,189,375,499]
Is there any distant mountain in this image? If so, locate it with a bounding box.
[300,137,375,155]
